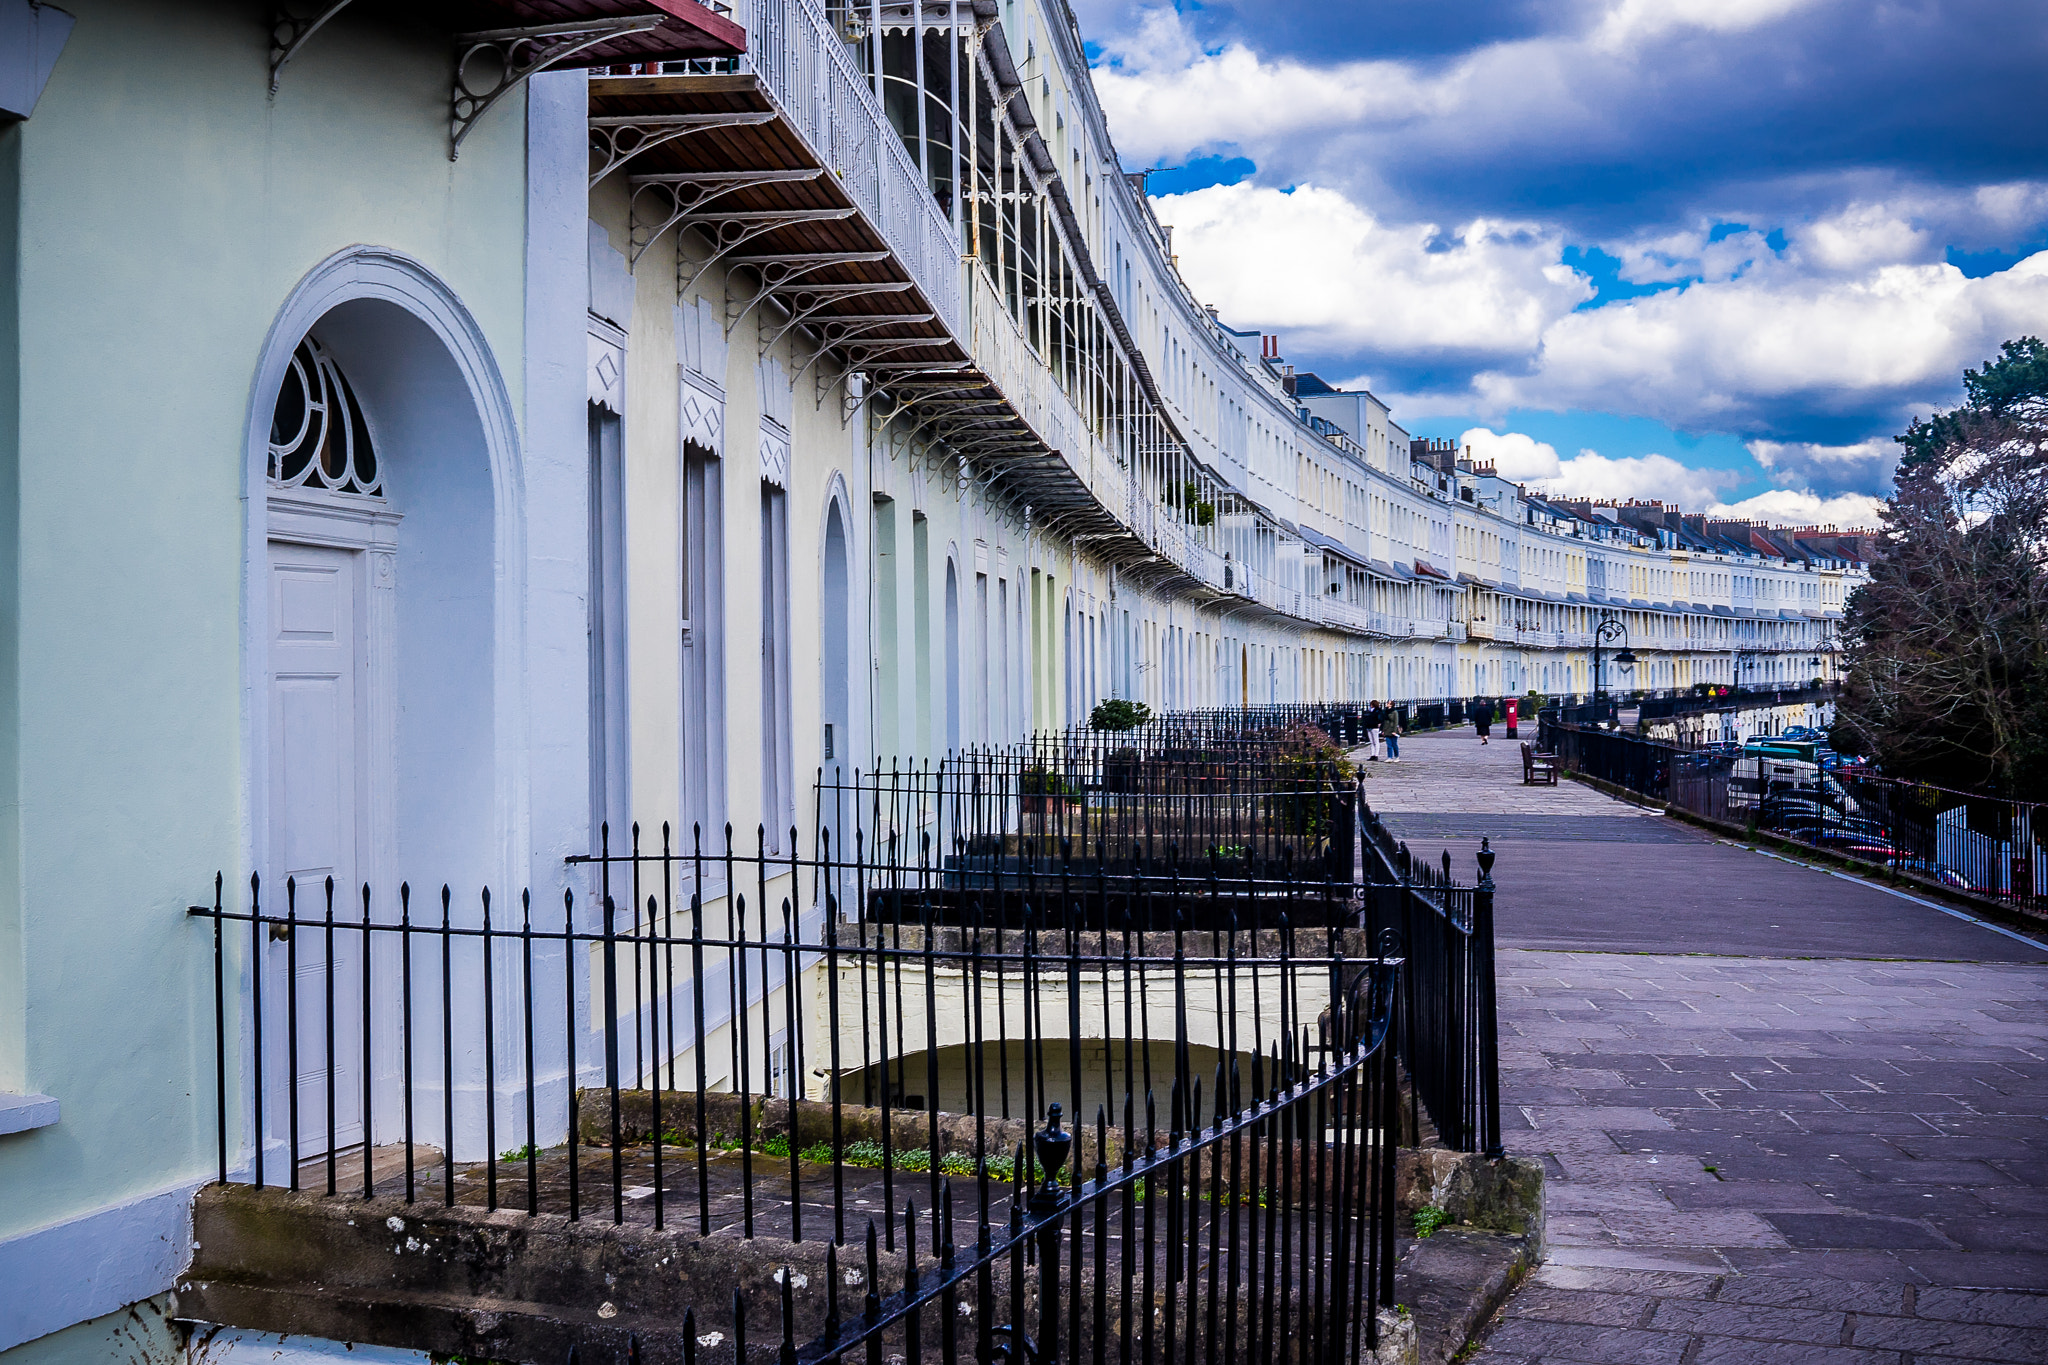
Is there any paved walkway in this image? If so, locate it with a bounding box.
[1363,729,2048,1364]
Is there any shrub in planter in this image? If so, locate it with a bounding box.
[1089,698,1152,732]
[1270,723,1357,840]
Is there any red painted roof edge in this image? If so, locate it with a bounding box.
[645,0,747,52]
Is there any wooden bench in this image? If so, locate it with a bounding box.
[1521,741,1559,786]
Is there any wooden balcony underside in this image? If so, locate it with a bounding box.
[594,77,1137,528]
[592,75,961,365]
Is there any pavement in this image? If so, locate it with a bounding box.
[1360,728,2048,1364]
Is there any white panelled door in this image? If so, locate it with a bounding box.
[268,539,367,1157]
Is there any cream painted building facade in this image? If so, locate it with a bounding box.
[582,0,1866,853]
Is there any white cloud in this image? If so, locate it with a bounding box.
[1472,251,2048,431]
[1091,34,1432,169]
[1746,437,1899,495]
[1708,488,1888,529]
[1460,429,1740,507]
[1966,182,2048,243]
[1087,3,1853,193]
[1152,184,1591,359]
[1608,224,1772,285]
[1458,428,1562,480]
[1533,450,1741,506]
[1798,202,1937,274]
[1089,7,2048,495]
[1590,0,1821,50]
[1461,428,1888,518]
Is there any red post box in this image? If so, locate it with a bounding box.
[1505,696,1519,738]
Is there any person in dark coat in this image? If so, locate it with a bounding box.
[1472,697,1493,745]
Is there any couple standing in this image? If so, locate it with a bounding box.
[1364,702,1402,761]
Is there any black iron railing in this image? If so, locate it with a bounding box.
[832,755,1358,898]
[191,826,1405,1361]
[1068,703,1374,750]
[1354,802,1503,1158]
[1637,681,1840,722]
[187,708,1512,1360]
[1540,721,2046,916]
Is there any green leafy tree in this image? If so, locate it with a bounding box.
[1837,338,2048,794]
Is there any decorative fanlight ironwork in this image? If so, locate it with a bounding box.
[267,336,381,496]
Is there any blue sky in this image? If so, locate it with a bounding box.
[1076,0,2048,526]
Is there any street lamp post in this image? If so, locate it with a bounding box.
[1592,615,1636,723]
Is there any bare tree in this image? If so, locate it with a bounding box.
[1837,339,2048,795]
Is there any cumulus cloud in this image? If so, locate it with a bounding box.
[1746,437,1899,496]
[1611,226,1774,285]
[1091,29,1433,171]
[1459,427,1890,518]
[1171,186,2048,440]
[1590,0,1824,50]
[1090,1,2048,506]
[1708,488,1888,529]
[1458,428,1562,481]
[1470,251,2048,434]
[1091,2,2048,237]
[1533,450,1741,506]
[1457,427,1746,506]
[1152,184,1591,362]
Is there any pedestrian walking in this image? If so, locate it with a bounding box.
[1365,700,1384,761]
[1381,706,1402,761]
[1472,696,1493,746]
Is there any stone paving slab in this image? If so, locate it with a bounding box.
[1370,731,2048,1363]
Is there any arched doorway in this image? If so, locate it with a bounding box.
[247,249,521,1164]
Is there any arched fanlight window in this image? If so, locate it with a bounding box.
[268,335,382,496]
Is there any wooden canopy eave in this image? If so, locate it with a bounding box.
[589,73,967,372]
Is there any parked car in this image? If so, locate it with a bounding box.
[1811,828,1904,860]
[1758,793,1840,824]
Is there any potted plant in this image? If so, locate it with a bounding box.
[1019,765,1077,816]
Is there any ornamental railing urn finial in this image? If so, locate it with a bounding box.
[1032,1103,1072,1209]
[1476,837,1496,888]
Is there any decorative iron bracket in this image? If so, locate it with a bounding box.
[625,169,825,266]
[754,281,917,356]
[877,391,991,431]
[819,356,969,425]
[452,16,666,160]
[807,335,948,401]
[591,112,778,188]
[676,209,858,288]
[270,2,358,94]
[873,383,995,442]
[788,313,936,384]
[930,430,1039,459]
[723,251,892,336]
